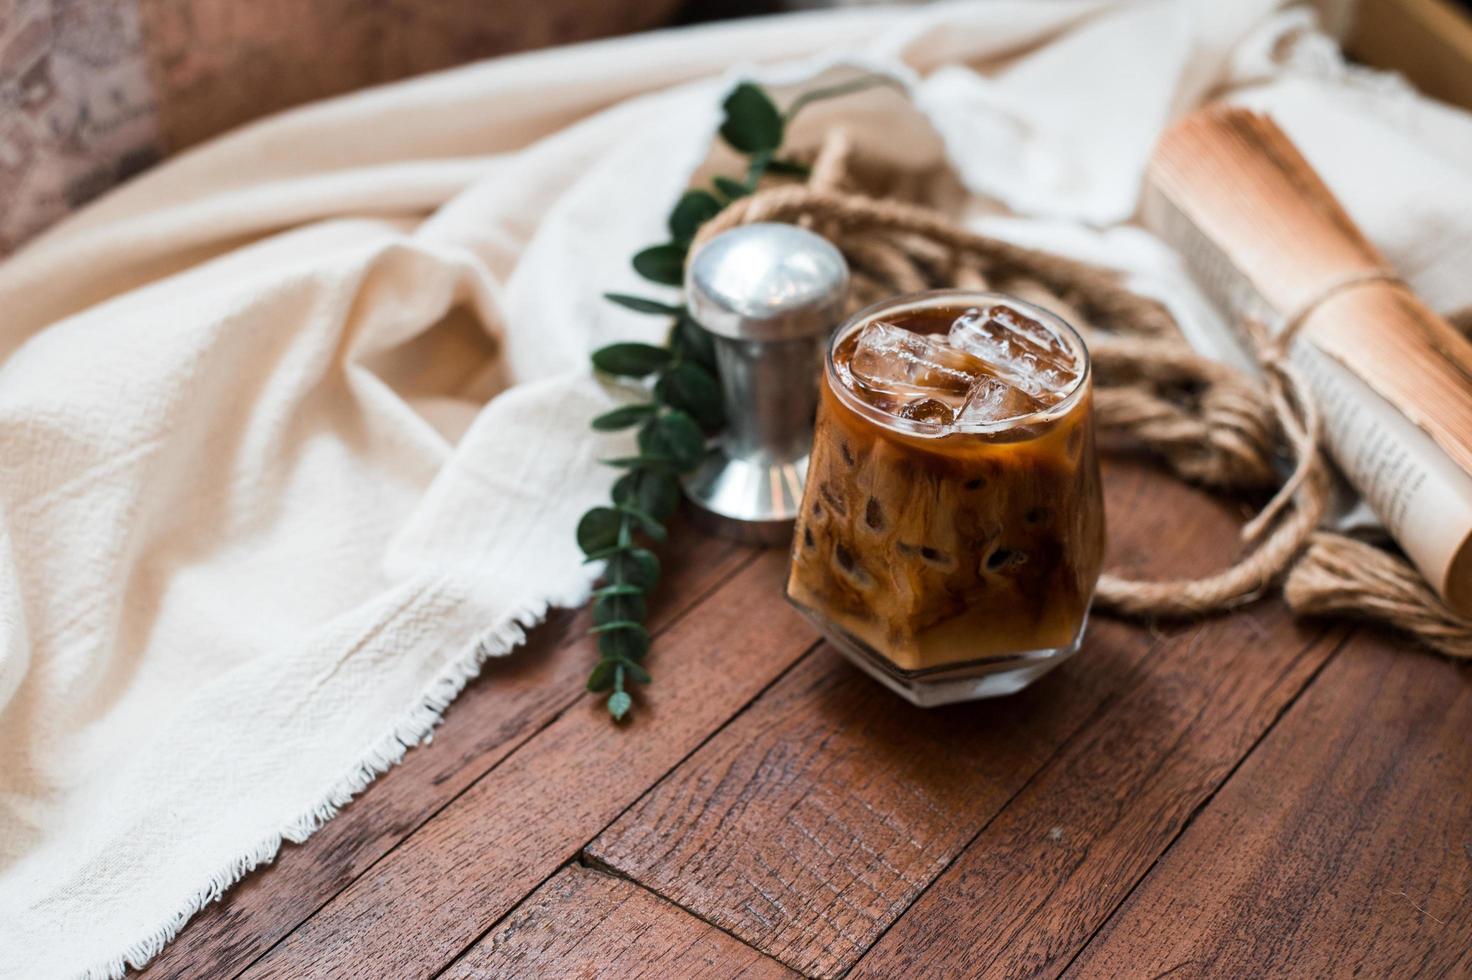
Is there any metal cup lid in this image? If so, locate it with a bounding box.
[685,223,850,343]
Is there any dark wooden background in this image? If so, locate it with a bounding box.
[139,454,1472,978]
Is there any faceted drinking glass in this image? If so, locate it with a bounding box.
[786,290,1104,705]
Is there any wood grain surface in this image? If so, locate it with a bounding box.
[586,461,1332,978]
[147,456,1472,979]
[850,608,1342,980]
[585,638,1132,977]
[1064,626,1472,979]
[443,865,796,979]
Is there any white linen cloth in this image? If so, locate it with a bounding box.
[2,1,1470,976]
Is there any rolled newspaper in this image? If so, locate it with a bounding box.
[1145,107,1472,616]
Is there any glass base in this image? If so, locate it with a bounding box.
[790,600,1089,707]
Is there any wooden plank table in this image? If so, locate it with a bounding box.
[141,454,1472,979]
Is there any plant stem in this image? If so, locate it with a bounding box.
[783,74,904,124]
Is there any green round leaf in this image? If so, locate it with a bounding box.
[576,507,622,556]
[591,403,656,431]
[608,547,660,590]
[594,583,644,598]
[595,591,646,626]
[669,315,718,372]
[591,343,672,378]
[581,545,626,563]
[719,82,784,153]
[589,619,649,635]
[668,190,723,244]
[765,158,811,177]
[613,470,681,521]
[618,659,652,685]
[602,454,676,473]
[607,689,633,721]
[713,175,750,202]
[599,624,650,662]
[604,293,683,316]
[656,361,725,430]
[587,659,617,692]
[632,243,687,286]
[638,411,707,471]
[616,505,667,542]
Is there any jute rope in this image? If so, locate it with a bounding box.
[692,132,1472,658]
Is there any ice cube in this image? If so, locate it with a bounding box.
[896,397,955,424]
[955,376,1045,425]
[948,305,1078,400]
[849,321,988,404]
[983,305,1067,356]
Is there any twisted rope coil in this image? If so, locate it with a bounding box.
[692,137,1472,658]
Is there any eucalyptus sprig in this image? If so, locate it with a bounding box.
[580,74,901,721]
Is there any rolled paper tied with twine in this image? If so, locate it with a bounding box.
[689,125,1472,659]
[1148,107,1472,618]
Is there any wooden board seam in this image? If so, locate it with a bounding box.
[438,861,798,978]
[447,856,789,979]
[429,638,829,979]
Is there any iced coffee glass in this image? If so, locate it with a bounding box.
[786,290,1104,705]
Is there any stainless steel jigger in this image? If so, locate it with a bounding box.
[682,223,850,546]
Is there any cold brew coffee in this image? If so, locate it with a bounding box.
[786,290,1104,705]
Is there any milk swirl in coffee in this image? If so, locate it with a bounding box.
[787,292,1104,696]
